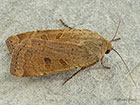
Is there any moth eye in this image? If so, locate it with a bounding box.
[105,50,110,54]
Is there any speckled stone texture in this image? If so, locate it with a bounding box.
[0,0,140,105]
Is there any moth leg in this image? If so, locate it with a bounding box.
[62,67,85,85]
[62,61,98,85]
[101,56,111,69]
[113,38,121,41]
[59,19,73,29]
[111,38,121,42]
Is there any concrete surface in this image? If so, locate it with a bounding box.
[0,0,140,105]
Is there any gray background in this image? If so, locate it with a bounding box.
[0,0,140,105]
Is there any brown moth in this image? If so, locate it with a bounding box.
[5,13,137,87]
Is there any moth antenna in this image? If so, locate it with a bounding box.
[111,12,122,42]
[111,5,126,42]
[112,48,138,89]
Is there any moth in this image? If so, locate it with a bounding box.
[5,13,137,87]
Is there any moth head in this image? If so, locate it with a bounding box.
[105,40,113,54]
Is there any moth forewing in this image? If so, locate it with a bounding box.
[6,29,96,54]
[10,38,99,77]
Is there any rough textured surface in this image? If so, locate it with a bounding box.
[0,0,140,105]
